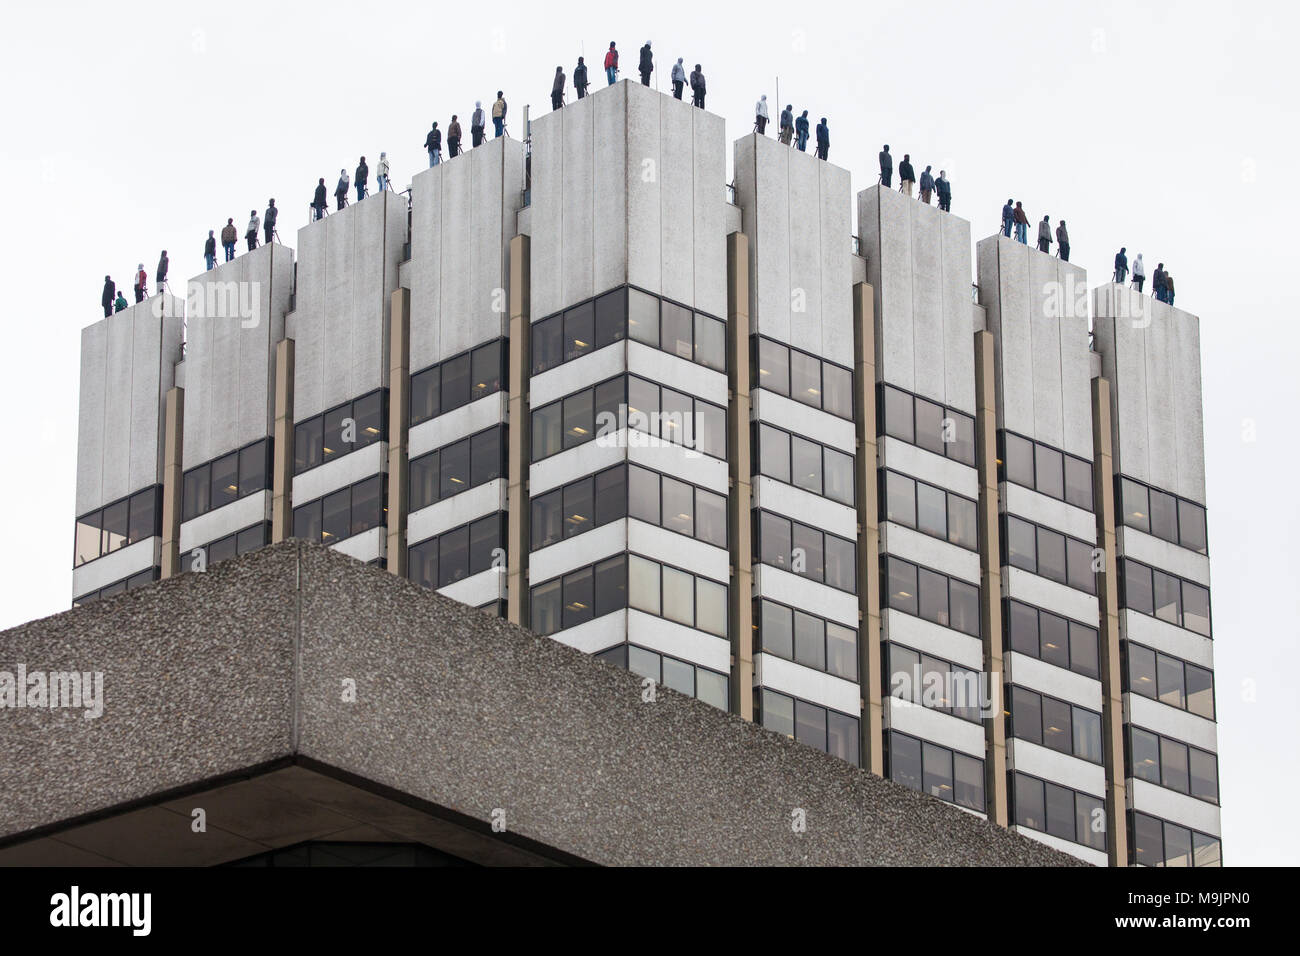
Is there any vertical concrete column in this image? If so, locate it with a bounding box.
[506,235,531,627]
[852,282,883,774]
[159,387,184,578]
[974,329,1008,827]
[387,288,411,577]
[1091,376,1128,866]
[726,232,754,721]
[270,339,295,543]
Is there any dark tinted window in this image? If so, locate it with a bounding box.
[410,365,440,425]
[471,340,502,399]
[563,302,594,363]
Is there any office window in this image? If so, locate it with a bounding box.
[594,378,623,439]
[922,742,953,801]
[563,477,593,539]
[1121,477,1150,532]
[793,523,823,582]
[826,622,857,680]
[410,365,440,425]
[294,417,323,474]
[1179,499,1208,553]
[594,288,626,349]
[1076,793,1106,851]
[352,391,384,446]
[793,611,825,671]
[627,288,658,347]
[914,397,946,456]
[1067,538,1096,593]
[1157,652,1186,709]
[628,645,659,681]
[1160,737,1190,793]
[628,555,661,615]
[239,442,268,498]
[661,301,693,360]
[793,699,825,751]
[349,476,383,535]
[532,401,562,461]
[468,515,500,574]
[1006,516,1035,571]
[825,535,855,592]
[1164,823,1192,868]
[471,429,502,486]
[1131,727,1161,784]
[789,436,820,495]
[437,525,469,587]
[886,558,918,615]
[760,512,791,571]
[127,488,159,545]
[1035,446,1064,500]
[322,405,349,464]
[593,555,627,617]
[659,655,692,696]
[882,385,913,443]
[208,452,238,509]
[696,578,727,637]
[629,465,659,525]
[949,413,976,466]
[434,438,466,500]
[1039,612,1069,669]
[1011,685,1043,745]
[532,315,562,374]
[885,471,915,527]
[1152,569,1182,625]
[823,364,853,420]
[441,353,471,413]
[1008,601,1039,656]
[531,579,561,636]
[661,477,694,537]
[694,314,726,372]
[888,644,920,702]
[293,499,322,543]
[657,387,689,446]
[1064,456,1093,510]
[1124,560,1154,616]
[758,424,790,483]
[1003,432,1035,487]
[562,389,593,450]
[1073,708,1102,763]
[1183,582,1211,636]
[1044,781,1075,840]
[757,338,789,396]
[696,489,726,548]
[321,488,350,543]
[918,567,948,626]
[1192,832,1222,868]
[827,710,859,765]
[74,511,101,565]
[1190,748,1219,803]
[1127,642,1157,698]
[790,350,821,408]
[916,482,946,539]
[1132,812,1163,867]
[1070,621,1100,678]
[696,401,726,460]
[662,566,694,626]
[949,579,980,637]
[763,689,795,738]
[1186,664,1215,719]
[1041,697,1072,754]
[627,376,657,435]
[564,302,595,363]
[1036,527,1067,583]
[760,600,794,659]
[1150,488,1179,543]
[97,500,127,558]
[953,754,984,812]
[594,465,626,527]
[889,733,922,792]
[823,447,854,506]
[563,566,593,629]
[947,495,977,550]
[531,489,562,550]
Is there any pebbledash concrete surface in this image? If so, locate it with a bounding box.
[0,542,1080,866]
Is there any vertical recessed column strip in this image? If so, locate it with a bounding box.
[853,282,883,774]
[507,234,531,626]
[727,231,754,720]
[1092,375,1129,866]
[386,288,411,576]
[270,339,295,543]
[974,328,1009,826]
[159,386,184,578]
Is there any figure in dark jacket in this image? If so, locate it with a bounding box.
[156,251,168,289]
[779,104,794,145]
[551,66,566,110]
[898,155,916,196]
[447,117,462,157]
[1056,221,1070,261]
[1114,247,1128,284]
[936,170,952,211]
[815,118,829,160]
[879,145,893,187]
[313,179,328,221]
[1001,200,1014,238]
[795,111,809,151]
[204,231,217,270]
[574,57,589,98]
[221,219,238,260]
[1037,215,1052,253]
[335,169,350,209]
[264,200,277,244]
[425,123,441,166]
[114,291,128,312]
[689,64,705,108]
[101,276,115,318]
[355,157,368,202]
[639,42,653,86]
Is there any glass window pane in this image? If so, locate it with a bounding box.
[696,578,727,637]
[1182,582,1211,636]
[662,656,694,696]
[352,391,384,446]
[208,533,237,565]
[1124,561,1154,616]
[628,465,660,525]
[916,482,946,538]
[827,711,859,766]
[1190,748,1219,803]
[1039,611,1069,669]
[238,523,266,555]
[183,464,210,520]
[1127,643,1157,698]
[954,753,984,811]
[99,499,128,556]
[563,566,594,629]
[1160,737,1189,793]
[349,476,383,535]
[128,488,158,544]
[917,567,948,626]
[789,350,821,407]
[627,289,658,347]
[792,523,823,582]
[949,579,980,637]
[211,452,239,509]
[882,386,913,443]
[1152,570,1182,625]
[696,402,726,460]
[793,611,826,671]
[563,389,593,449]
[296,416,325,474]
[696,669,728,710]
[1130,727,1161,784]
[75,510,102,565]
[922,742,954,801]
[1015,773,1046,829]
[1073,708,1102,763]
[661,477,694,536]
[1011,686,1042,744]
[659,388,690,446]
[914,398,945,455]
[1121,478,1150,532]
[761,601,793,658]
[1076,794,1106,851]
[1179,500,1207,553]
[823,448,854,506]
[949,412,976,466]
[694,315,726,372]
[826,623,857,681]
[1192,833,1222,868]
[440,438,470,499]
[531,579,562,635]
[825,535,855,592]
[885,471,915,527]
[471,428,502,486]
[1070,622,1100,679]
[628,555,660,615]
[823,364,853,419]
[889,733,922,792]
[441,353,471,412]
[1186,664,1215,720]
[1044,782,1075,840]
[947,495,977,550]
[627,377,658,435]
[293,500,322,543]
[594,465,626,527]
[471,340,502,400]
[661,566,694,626]
[1067,538,1096,593]
[888,645,920,702]
[791,436,821,494]
[1157,653,1186,709]
[531,316,562,374]
[531,489,562,550]
[321,488,351,543]
[468,515,500,574]
[410,366,440,426]
[758,425,790,483]
[757,339,789,396]
[594,555,627,617]
[1163,823,1192,868]
[763,690,795,738]
[1132,812,1163,867]
[887,558,918,615]
[563,477,593,539]
[564,301,595,362]
[1006,516,1036,571]
[1149,489,1179,543]
[1035,445,1064,499]
[437,525,469,587]
[628,645,660,682]
[239,441,267,496]
[695,489,727,548]
[531,402,562,461]
[1003,432,1035,487]
[595,288,627,349]
[1036,527,1067,584]
[594,378,624,443]
[920,655,950,711]
[660,301,693,360]
[1008,601,1039,657]
[1042,697,1072,754]
[760,512,792,571]
[1065,456,1093,510]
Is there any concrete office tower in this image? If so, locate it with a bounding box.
[1093,286,1220,868]
[177,243,293,571]
[735,134,861,762]
[859,185,987,811]
[288,190,407,565]
[73,296,184,603]
[978,236,1108,863]
[402,136,526,610]
[521,81,733,712]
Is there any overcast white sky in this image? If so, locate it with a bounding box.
[0,0,1295,865]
